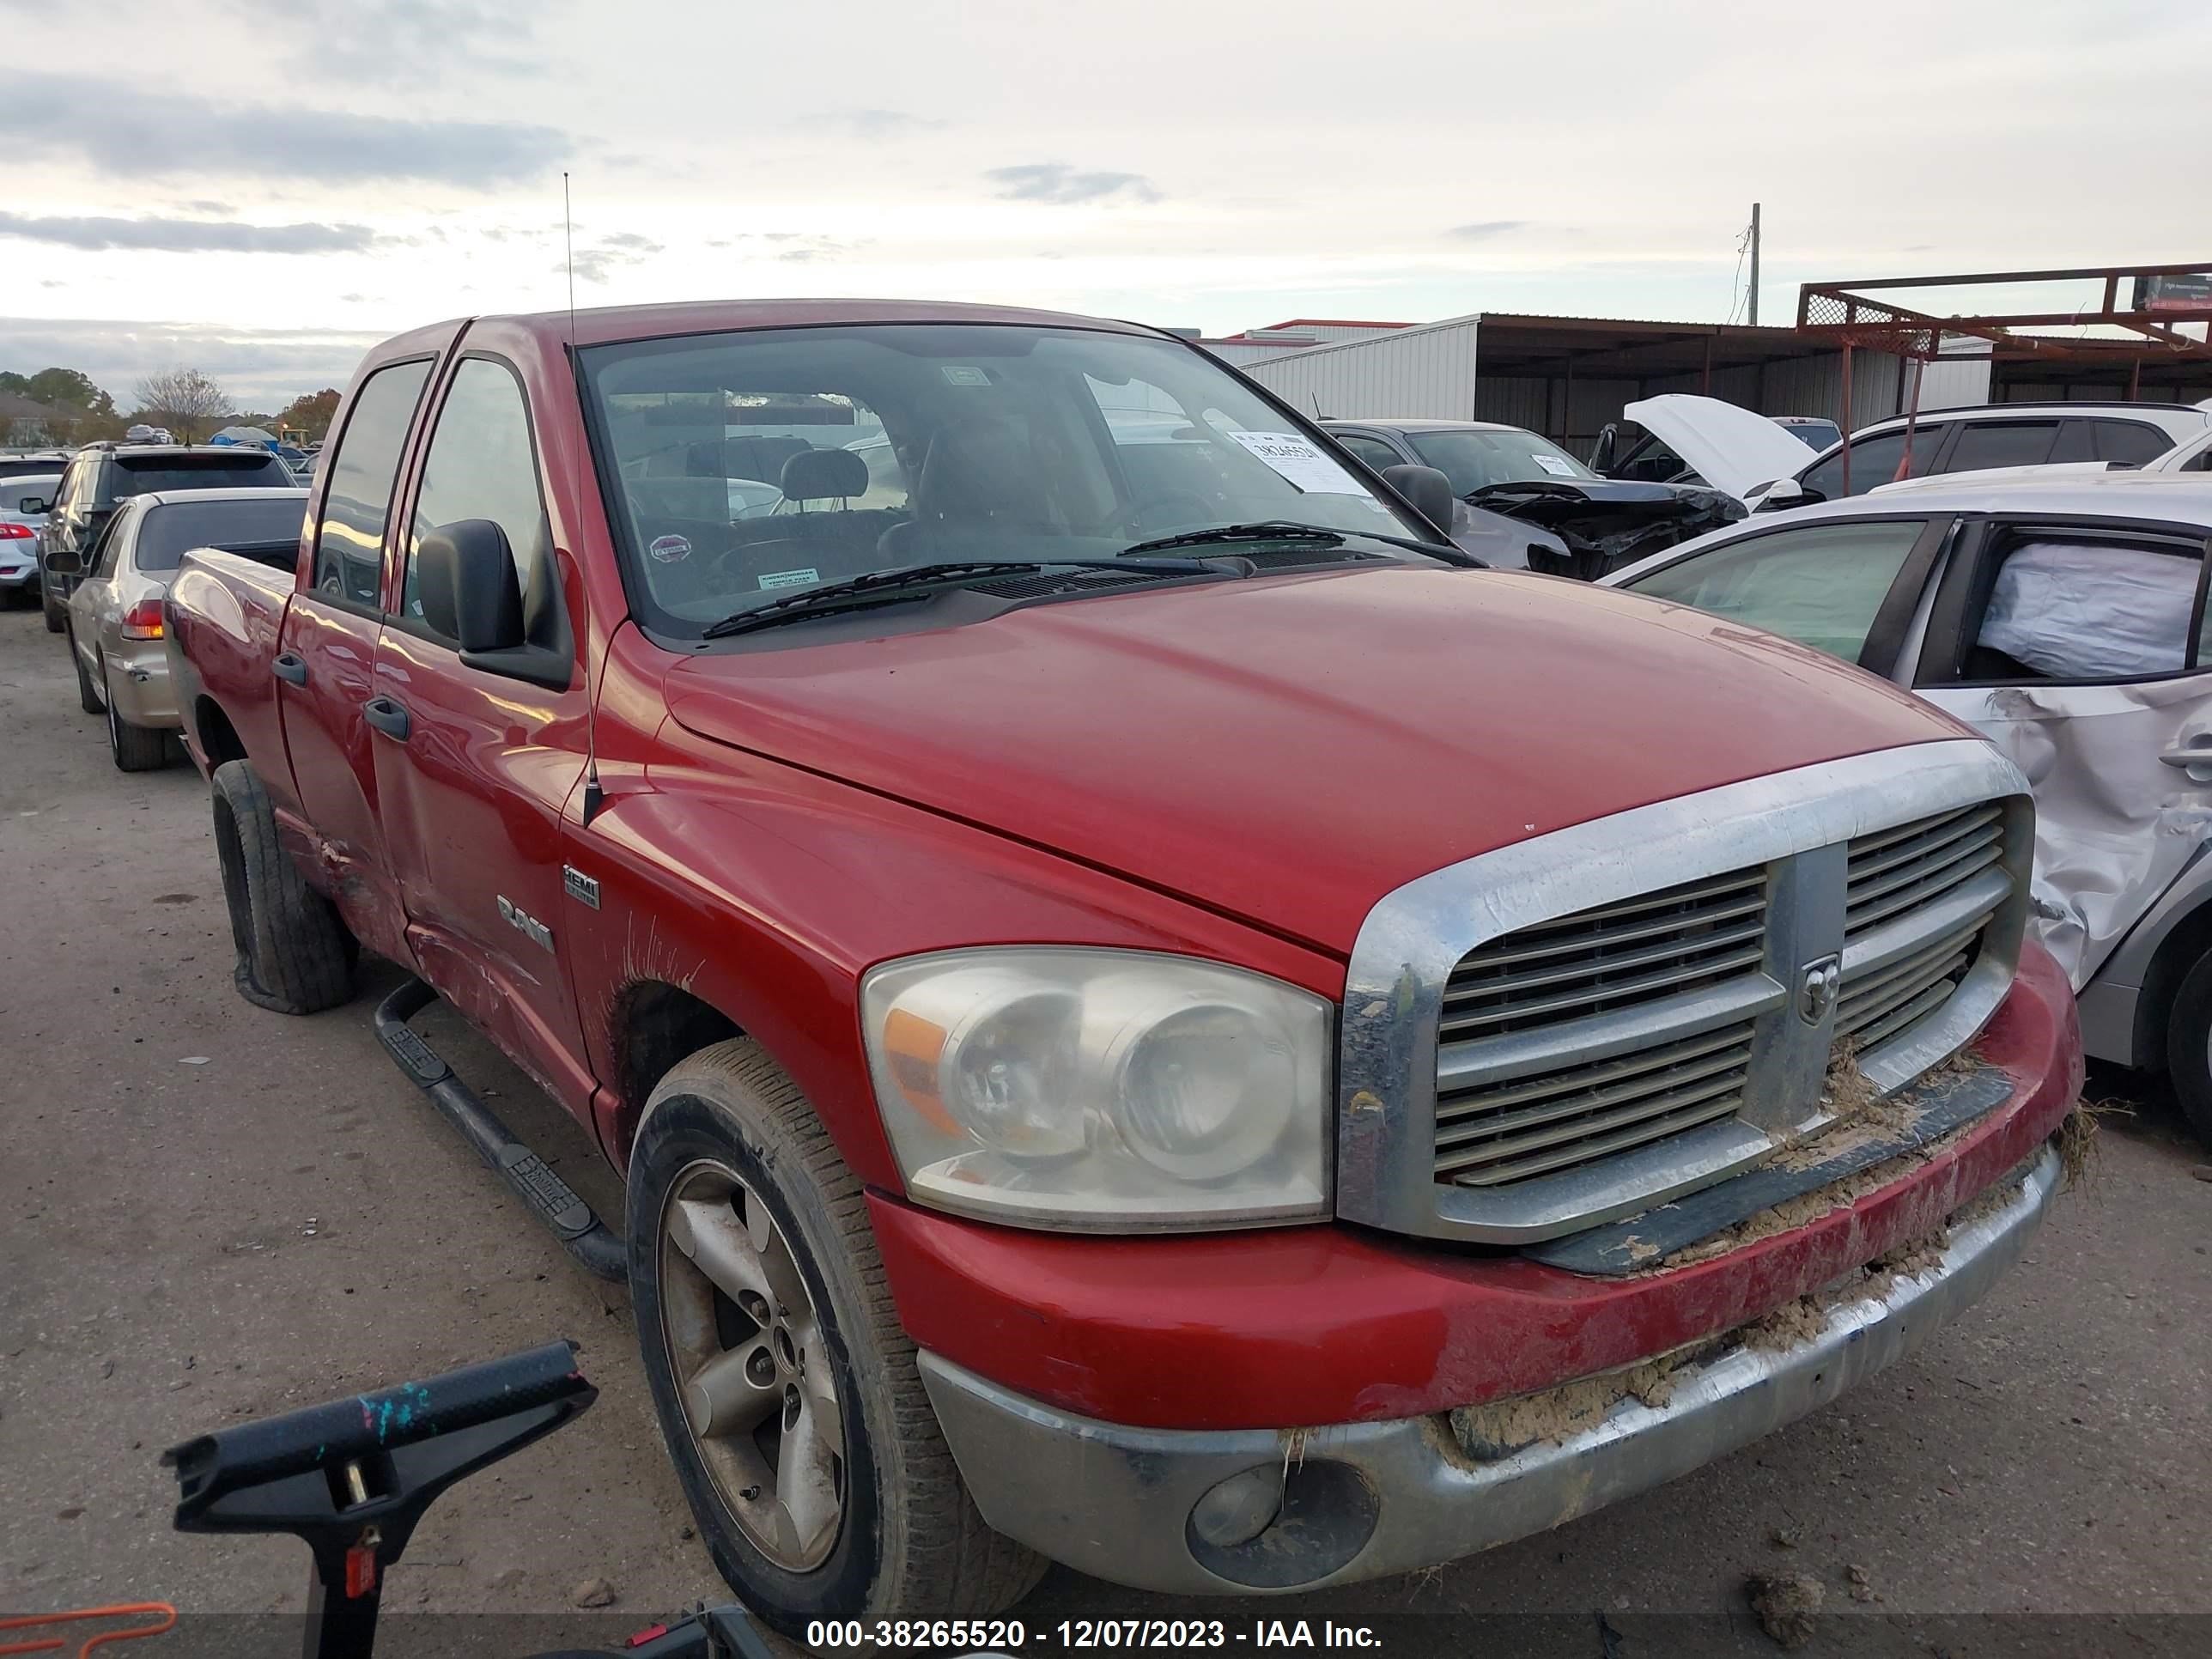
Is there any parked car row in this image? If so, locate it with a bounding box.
[13,434,304,769]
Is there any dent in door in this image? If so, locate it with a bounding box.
[1938,678,2212,985]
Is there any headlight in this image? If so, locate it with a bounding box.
[861,949,1334,1231]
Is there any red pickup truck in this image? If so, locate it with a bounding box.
[165,299,2081,1630]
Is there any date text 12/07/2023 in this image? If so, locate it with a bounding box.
[805,1620,1385,1650]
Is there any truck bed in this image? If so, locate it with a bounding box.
[165,546,297,808]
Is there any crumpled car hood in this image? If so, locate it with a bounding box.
[664,566,1970,956]
[1468,478,1744,580]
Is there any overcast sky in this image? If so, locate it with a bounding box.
[1,0,2206,408]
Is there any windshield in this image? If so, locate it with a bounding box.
[1405,427,1597,494]
[135,495,307,570]
[580,323,1433,635]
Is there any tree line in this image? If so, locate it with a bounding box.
[0,364,342,446]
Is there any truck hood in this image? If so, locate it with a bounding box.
[1625,394,1820,503]
[663,567,1969,956]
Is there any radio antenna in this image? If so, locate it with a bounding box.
[566,170,606,827]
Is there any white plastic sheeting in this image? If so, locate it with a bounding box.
[1920,677,2212,987]
[1978,542,2200,680]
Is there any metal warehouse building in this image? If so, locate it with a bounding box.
[1236,313,1998,451]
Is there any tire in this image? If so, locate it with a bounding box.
[70,626,104,714]
[107,693,169,772]
[210,758,355,1014]
[43,586,65,632]
[629,1041,1044,1634]
[2164,950,2212,1146]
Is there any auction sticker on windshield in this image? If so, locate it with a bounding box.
[1534,453,1578,477]
[1225,430,1367,495]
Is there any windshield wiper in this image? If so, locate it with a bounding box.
[1117,520,1346,556]
[699,557,1218,640]
[1118,519,1476,566]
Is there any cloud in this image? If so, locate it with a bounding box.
[1445,221,1530,240]
[223,0,553,84]
[772,236,872,265]
[0,72,571,186]
[0,211,381,255]
[835,109,946,138]
[985,163,1161,205]
[562,233,664,283]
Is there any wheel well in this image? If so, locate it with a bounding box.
[194,696,247,769]
[610,980,744,1155]
[2130,896,2212,1074]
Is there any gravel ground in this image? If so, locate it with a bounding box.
[3,601,2209,1656]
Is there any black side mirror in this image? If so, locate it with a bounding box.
[1380,464,1457,537]
[17,496,47,515]
[45,548,81,575]
[1589,424,1619,475]
[416,520,525,652]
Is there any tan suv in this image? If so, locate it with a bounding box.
[65,487,306,770]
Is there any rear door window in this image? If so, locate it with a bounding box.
[311,361,432,606]
[1622,518,1934,665]
[1958,532,2210,684]
[1942,421,2060,473]
[90,506,134,580]
[2092,420,2178,466]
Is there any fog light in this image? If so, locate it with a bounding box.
[1189,1466,1283,1549]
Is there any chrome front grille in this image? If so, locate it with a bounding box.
[1335,742,2035,1244]
[1836,805,2008,1050]
[1438,868,1768,1040]
[1432,868,1767,1187]
[1435,1018,1756,1187]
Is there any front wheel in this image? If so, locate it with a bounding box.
[42,585,65,632]
[2164,950,2212,1146]
[629,1041,1043,1634]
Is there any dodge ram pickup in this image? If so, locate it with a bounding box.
[164,298,2082,1631]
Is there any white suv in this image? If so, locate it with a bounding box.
[1627,394,2212,508]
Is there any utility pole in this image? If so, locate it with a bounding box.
[1747,203,1761,325]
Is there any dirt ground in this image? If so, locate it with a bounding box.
[4,602,2210,1650]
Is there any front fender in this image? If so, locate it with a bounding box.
[562,720,1341,1191]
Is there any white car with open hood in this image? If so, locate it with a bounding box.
[1601,471,2212,1144]
[1626,394,2212,512]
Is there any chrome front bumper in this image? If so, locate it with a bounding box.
[919,1146,2061,1595]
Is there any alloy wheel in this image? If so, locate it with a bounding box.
[657,1158,846,1571]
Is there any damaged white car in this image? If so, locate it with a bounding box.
[1601,471,2212,1141]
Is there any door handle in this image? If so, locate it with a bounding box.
[272,653,307,687]
[362,696,410,741]
[2160,741,2212,781]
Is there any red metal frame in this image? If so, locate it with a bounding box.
[1796,263,2212,489]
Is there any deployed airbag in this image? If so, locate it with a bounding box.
[1978,541,2200,680]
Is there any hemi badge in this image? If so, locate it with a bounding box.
[562,866,601,909]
